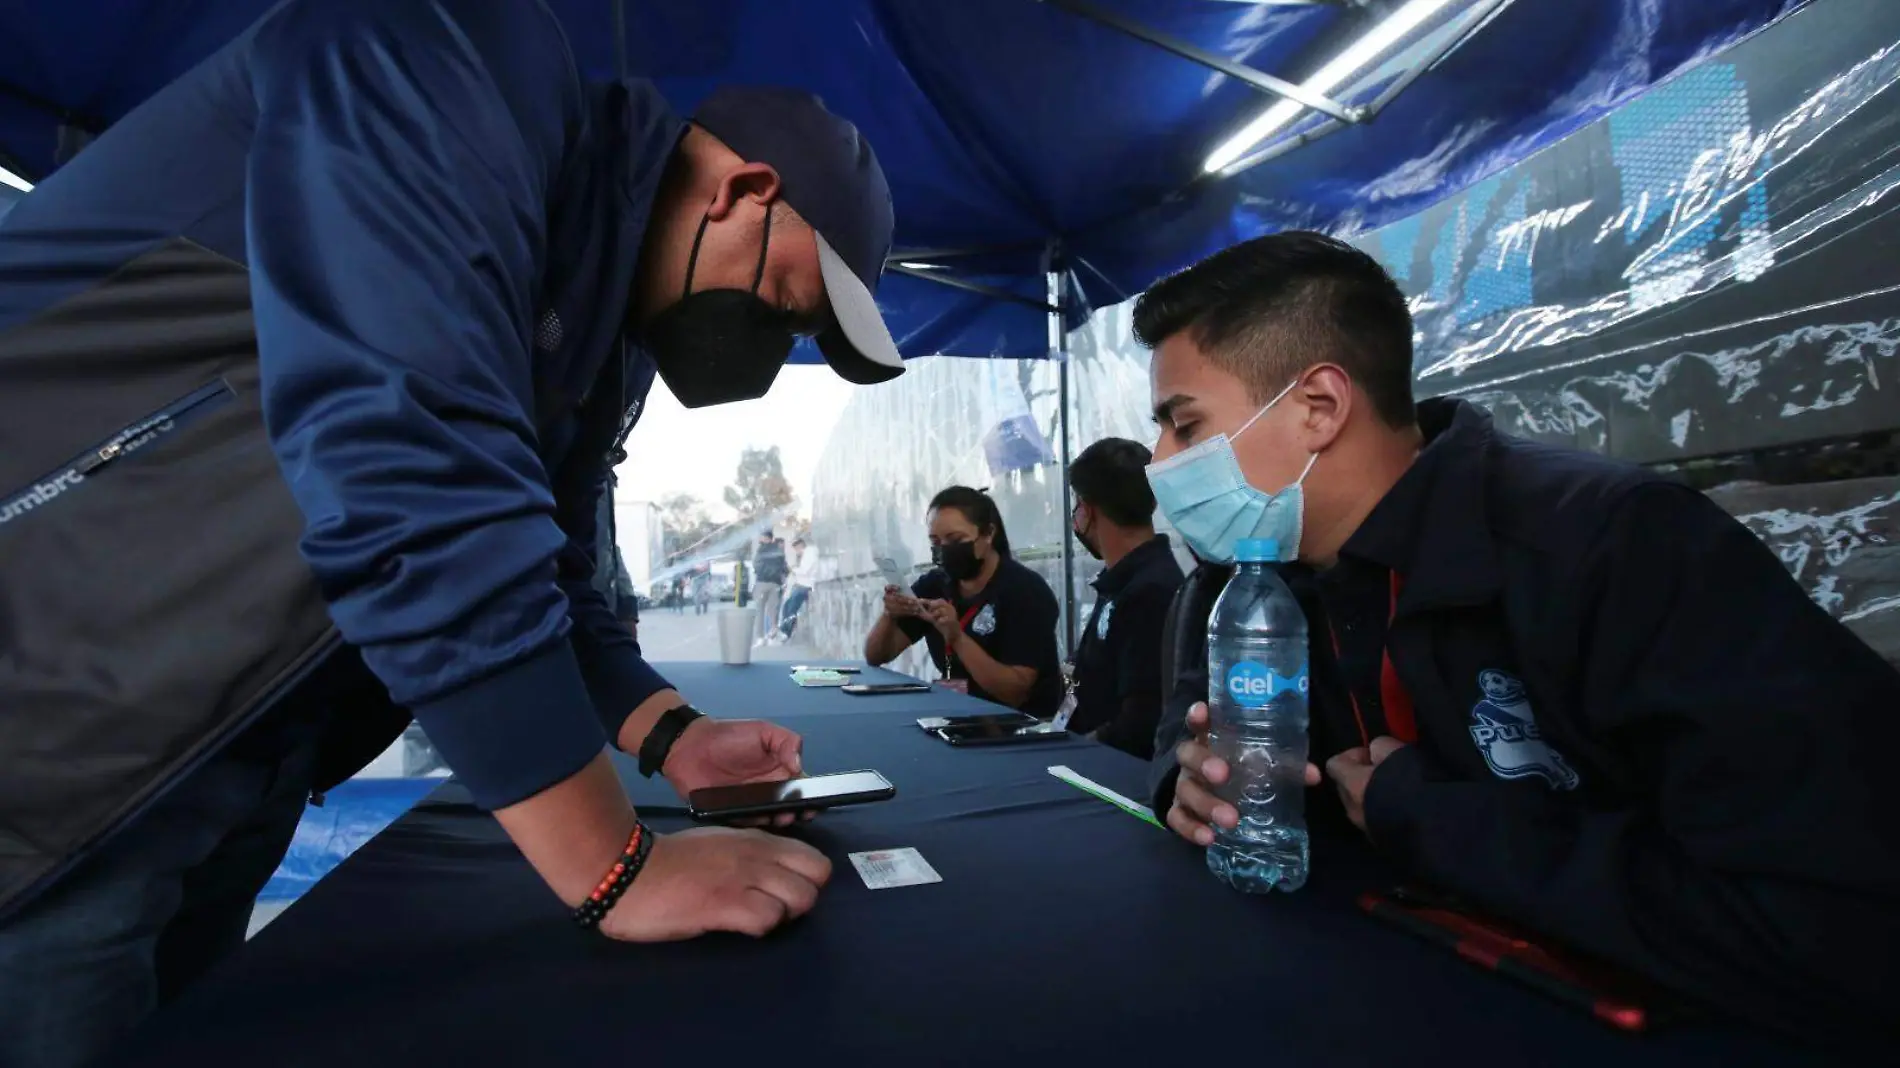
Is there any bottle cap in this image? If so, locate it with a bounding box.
[1235,538,1279,563]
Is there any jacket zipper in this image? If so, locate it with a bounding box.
[0,381,234,522]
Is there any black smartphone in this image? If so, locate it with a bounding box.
[934,722,1070,746]
[790,665,863,674]
[688,770,896,822]
[916,711,1038,731]
[841,682,932,695]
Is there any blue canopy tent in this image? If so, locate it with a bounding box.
[0,0,1809,632]
[0,0,1808,359]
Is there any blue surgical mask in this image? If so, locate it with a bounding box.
[1144,380,1317,566]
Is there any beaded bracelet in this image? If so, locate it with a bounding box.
[571,821,654,932]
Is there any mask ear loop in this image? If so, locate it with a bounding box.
[1293,451,1320,486]
[681,209,714,297]
[1231,378,1301,443]
[748,204,774,296]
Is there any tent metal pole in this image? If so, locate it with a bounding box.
[1048,247,1077,658]
[612,0,630,80]
[1359,0,1512,120]
[1218,0,1512,180]
[1039,0,1361,124]
[889,264,1059,313]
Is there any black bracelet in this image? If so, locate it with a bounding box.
[638,704,705,778]
[572,821,655,932]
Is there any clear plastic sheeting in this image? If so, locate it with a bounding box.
[1353,0,1900,467]
[802,356,1071,678]
[799,0,1900,672]
[800,302,1192,672]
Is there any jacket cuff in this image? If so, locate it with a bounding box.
[411,642,606,811]
[574,638,674,742]
[1148,763,1183,819]
[1362,744,1428,860]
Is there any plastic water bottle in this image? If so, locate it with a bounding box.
[1204,537,1310,893]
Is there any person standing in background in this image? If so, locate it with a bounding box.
[1066,438,1183,758]
[779,536,818,641]
[751,528,789,644]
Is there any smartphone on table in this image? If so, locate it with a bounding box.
[934,721,1071,746]
[842,681,932,695]
[916,712,1038,731]
[688,770,896,822]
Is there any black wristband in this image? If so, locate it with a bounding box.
[638,704,705,778]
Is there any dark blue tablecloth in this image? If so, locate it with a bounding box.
[118,663,1822,1067]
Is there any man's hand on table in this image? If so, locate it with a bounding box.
[604,826,832,941]
[664,717,813,828]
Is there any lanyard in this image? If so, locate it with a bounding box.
[943,601,984,677]
[1325,570,1418,747]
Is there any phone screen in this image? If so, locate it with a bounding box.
[875,555,907,590]
[937,721,1069,744]
[916,712,1039,731]
[842,682,932,695]
[689,771,895,819]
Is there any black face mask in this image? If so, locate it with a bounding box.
[932,541,983,582]
[1073,506,1101,561]
[644,207,795,409]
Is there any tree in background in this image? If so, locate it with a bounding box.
[659,492,719,563]
[723,445,795,524]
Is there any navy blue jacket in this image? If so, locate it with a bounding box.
[1151,399,1900,1043]
[0,0,679,811]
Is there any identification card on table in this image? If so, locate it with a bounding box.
[848,848,942,890]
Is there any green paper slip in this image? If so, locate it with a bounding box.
[1048,765,1163,828]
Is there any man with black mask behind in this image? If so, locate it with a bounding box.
[1066,438,1183,757]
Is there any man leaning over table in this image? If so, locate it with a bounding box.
[0,1,908,1064]
[1136,232,1900,1045]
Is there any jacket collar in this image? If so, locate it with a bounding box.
[536,80,687,436]
[1351,397,1505,615]
[1093,533,1174,597]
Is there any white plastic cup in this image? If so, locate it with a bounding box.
[717,607,758,665]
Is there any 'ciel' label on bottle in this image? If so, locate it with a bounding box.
[1225,661,1309,708]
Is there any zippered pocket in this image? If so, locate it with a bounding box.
[0,380,235,528]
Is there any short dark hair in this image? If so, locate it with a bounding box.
[1132,231,1416,428]
[928,485,1012,559]
[1068,438,1156,527]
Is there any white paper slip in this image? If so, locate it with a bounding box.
[848,847,942,890]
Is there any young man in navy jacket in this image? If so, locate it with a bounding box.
[1141,232,1900,1043]
[0,1,907,1062]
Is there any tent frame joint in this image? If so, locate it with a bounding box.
[1038,0,1363,124]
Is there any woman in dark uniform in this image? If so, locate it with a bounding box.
[864,487,1063,716]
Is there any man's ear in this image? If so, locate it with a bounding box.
[706,162,784,222]
[1294,364,1354,453]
